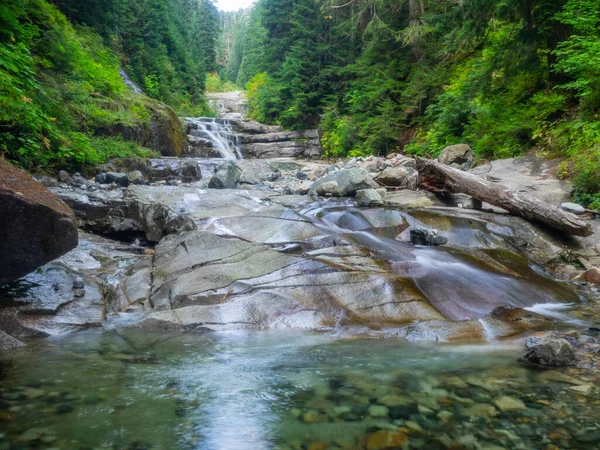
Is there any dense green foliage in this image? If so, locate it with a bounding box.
[230,0,600,204]
[0,0,158,170]
[52,0,219,111]
[0,0,218,171]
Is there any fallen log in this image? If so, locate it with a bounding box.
[415,157,593,237]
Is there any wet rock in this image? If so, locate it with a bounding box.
[367,405,389,418]
[469,403,498,418]
[523,336,575,367]
[409,227,448,246]
[356,189,385,207]
[366,430,408,450]
[493,396,526,412]
[302,410,325,423]
[310,168,377,197]
[296,171,308,180]
[438,144,474,168]
[0,158,78,284]
[209,161,242,189]
[72,276,85,289]
[179,160,201,183]
[577,267,600,283]
[0,330,25,350]
[560,202,585,215]
[386,190,439,208]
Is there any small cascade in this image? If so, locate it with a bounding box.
[118,68,144,94]
[297,203,579,321]
[186,117,242,160]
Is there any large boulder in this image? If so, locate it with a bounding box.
[0,159,78,284]
[469,155,573,205]
[438,144,474,168]
[375,166,418,188]
[356,189,386,206]
[148,101,188,157]
[309,168,377,197]
[522,334,576,366]
[209,161,242,189]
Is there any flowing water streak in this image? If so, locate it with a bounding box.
[187,117,243,160]
[297,202,577,321]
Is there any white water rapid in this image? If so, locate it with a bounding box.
[186,117,243,160]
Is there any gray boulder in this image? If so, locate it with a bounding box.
[561,202,585,215]
[0,159,78,285]
[469,155,572,205]
[180,160,201,183]
[438,144,474,168]
[356,189,385,206]
[127,170,145,185]
[523,335,576,366]
[209,161,242,189]
[309,168,377,197]
[409,227,448,246]
[375,166,418,189]
[0,330,25,350]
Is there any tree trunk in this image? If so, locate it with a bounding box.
[415,157,593,237]
[408,0,424,61]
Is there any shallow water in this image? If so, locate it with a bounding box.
[1,330,600,450]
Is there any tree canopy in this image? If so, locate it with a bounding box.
[221,0,600,206]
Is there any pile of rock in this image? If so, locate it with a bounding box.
[37,158,204,193]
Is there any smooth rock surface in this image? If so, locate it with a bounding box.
[469,155,573,205]
[0,158,78,284]
[356,189,385,207]
[523,336,576,366]
[561,202,585,215]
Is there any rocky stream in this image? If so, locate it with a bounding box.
[1,93,600,450]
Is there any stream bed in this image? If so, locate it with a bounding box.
[1,329,600,450]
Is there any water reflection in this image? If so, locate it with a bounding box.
[1,330,600,449]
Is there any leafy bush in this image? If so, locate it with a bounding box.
[205,73,237,93]
[0,0,166,172]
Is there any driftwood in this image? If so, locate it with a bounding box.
[415,157,593,237]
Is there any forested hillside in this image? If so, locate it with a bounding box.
[223,0,600,207]
[0,0,218,171]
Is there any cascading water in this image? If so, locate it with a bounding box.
[295,203,580,321]
[186,117,243,160]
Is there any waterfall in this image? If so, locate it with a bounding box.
[186,117,243,160]
[118,68,144,94]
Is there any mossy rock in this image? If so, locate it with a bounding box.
[146,99,188,157]
[94,96,188,157]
